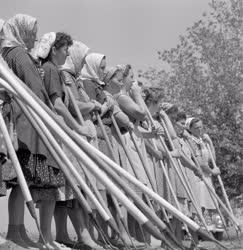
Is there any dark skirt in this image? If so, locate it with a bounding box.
[8,149,65,189]
[0,180,7,197]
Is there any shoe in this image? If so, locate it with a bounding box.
[74,241,106,250]
[95,239,118,250]
[212,214,224,230]
[0,235,6,245]
[56,240,77,249]
[51,241,72,250]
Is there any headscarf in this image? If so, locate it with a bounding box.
[185,117,195,131]
[0,19,4,50]
[0,14,37,50]
[103,66,119,84]
[61,40,90,76]
[185,117,203,144]
[116,64,126,74]
[32,32,56,59]
[0,19,4,31]
[81,53,105,85]
[159,102,175,112]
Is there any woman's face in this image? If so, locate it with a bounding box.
[167,110,178,123]
[54,44,69,66]
[25,22,37,51]
[109,71,124,90]
[124,68,134,88]
[190,120,203,138]
[175,118,186,136]
[99,58,106,80]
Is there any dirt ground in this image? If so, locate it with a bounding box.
[0,216,242,250]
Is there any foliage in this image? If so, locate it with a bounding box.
[139,0,243,198]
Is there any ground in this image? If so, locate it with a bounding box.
[0,206,242,249]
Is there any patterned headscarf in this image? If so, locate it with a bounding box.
[32,32,56,59]
[116,64,126,73]
[81,53,105,85]
[61,40,90,76]
[103,66,119,84]
[0,14,37,50]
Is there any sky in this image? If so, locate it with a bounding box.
[0,0,211,71]
[0,0,212,233]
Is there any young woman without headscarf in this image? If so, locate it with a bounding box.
[0,14,70,250]
[100,66,147,249]
[111,64,157,244]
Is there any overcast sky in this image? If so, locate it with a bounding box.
[0,0,211,233]
[0,0,211,71]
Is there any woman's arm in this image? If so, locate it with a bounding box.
[159,109,177,140]
[117,94,146,121]
[145,140,163,160]
[203,133,216,160]
[113,105,132,129]
[53,97,94,137]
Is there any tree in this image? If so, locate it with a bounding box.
[139,0,243,198]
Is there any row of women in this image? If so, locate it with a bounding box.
[0,14,223,250]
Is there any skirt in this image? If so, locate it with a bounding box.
[123,127,151,197]
[8,149,65,195]
[0,159,17,196]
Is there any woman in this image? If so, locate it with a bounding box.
[103,67,148,249]
[0,19,8,199]
[0,14,68,250]
[185,117,221,229]
[159,109,204,247]
[112,64,156,243]
[80,53,122,246]
[57,41,105,249]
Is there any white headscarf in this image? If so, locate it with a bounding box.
[81,53,105,85]
[185,117,195,131]
[32,32,56,59]
[0,19,4,30]
[185,117,204,144]
[0,19,4,50]
[61,40,90,76]
[0,14,37,50]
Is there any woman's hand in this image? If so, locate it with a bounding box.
[170,149,181,158]
[0,89,11,103]
[127,122,134,131]
[194,167,203,179]
[158,109,167,119]
[77,125,96,139]
[212,167,221,176]
[203,133,211,144]
[151,121,164,137]
[92,100,102,112]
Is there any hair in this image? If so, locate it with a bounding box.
[53,32,73,50]
[143,88,155,106]
[43,32,73,63]
[165,105,179,116]
[189,117,201,129]
[175,111,186,122]
[123,64,132,78]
